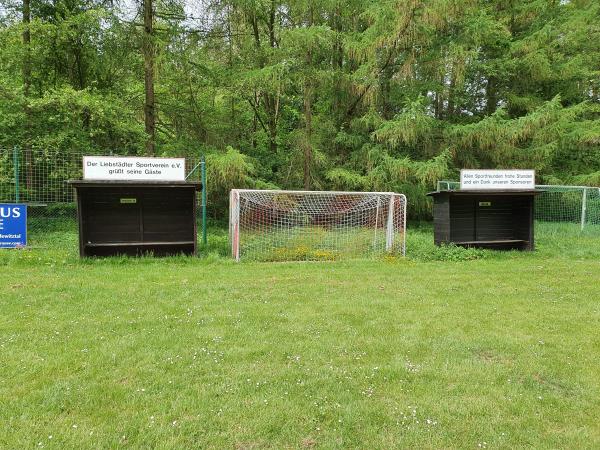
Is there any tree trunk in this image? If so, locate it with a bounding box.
[332,3,344,128]
[22,0,33,191]
[377,50,393,120]
[143,0,156,155]
[73,40,86,90]
[269,125,277,155]
[303,5,314,190]
[268,0,276,48]
[435,73,445,120]
[227,7,236,140]
[303,80,312,190]
[447,68,457,118]
[252,113,257,150]
[434,91,441,120]
[485,76,498,115]
[250,8,279,157]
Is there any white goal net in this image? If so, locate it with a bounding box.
[229,189,407,261]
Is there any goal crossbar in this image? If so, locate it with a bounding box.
[231,189,399,195]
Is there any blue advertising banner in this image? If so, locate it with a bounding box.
[0,204,27,248]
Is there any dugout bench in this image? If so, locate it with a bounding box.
[427,189,539,251]
[70,180,201,257]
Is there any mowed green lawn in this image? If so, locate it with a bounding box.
[1,226,600,448]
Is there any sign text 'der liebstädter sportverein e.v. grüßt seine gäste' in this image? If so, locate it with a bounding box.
[460,169,535,190]
[83,156,186,181]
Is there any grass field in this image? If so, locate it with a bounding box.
[1,224,600,448]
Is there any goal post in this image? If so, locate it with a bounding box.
[229,189,407,262]
[229,189,241,261]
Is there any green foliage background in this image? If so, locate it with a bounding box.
[1,0,599,219]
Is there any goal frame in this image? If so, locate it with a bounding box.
[229,189,407,262]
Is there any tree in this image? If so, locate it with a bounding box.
[22,0,33,190]
[142,0,156,155]
[0,0,597,219]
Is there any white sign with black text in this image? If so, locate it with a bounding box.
[83,156,186,181]
[460,169,535,190]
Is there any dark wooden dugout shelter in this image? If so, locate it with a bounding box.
[70,180,202,257]
[427,189,539,251]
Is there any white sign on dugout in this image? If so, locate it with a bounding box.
[83,156,186,181]
[460,169,535,190]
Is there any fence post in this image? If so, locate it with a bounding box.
[201,156,207,245]
[581,187,587,231]
[13,146,20,203]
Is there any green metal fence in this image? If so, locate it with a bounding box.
[1,147,207,248]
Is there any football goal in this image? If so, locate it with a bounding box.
[229,189,407,261]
